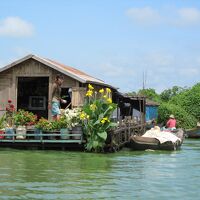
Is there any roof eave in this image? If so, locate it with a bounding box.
[85,80,118,90]
[0,54,34,73]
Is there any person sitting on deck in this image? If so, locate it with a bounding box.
[166,114,176,130]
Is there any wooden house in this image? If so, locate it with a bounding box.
[0,54,146,123]
[0,54,115,119]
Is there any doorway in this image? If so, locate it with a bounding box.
[17,77,49,118]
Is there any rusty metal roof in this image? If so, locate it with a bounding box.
[0,54,115,88]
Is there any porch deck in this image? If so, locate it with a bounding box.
[0,131,84,150]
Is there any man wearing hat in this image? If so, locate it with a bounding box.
[166,114,176,130]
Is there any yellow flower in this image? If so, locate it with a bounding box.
[103,95,107,99]
[107,98,112,104]
[101,119,106,124]
[88,84,94,90]
[86,90,93,97]
[90,104,97,111]
[87,115,90,119]
[80,112,86,120]
[99,88,104,94]
[100,117,110,124]
[106,88,111,93]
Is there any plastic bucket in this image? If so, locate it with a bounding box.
[0,130,5,139]
[16,126,26,139]
[60,128,70,139]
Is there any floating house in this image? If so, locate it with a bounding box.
[0,54,146,124]
[0,54,147,150]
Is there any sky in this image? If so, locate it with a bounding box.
[1,0,200,93]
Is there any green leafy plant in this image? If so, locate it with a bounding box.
[13,109,37,126]
[80,84,117,152]
[0,114,6,130]
[35,118,52,131]
[57,115,69,129]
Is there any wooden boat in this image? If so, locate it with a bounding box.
[129,128,184,151]
[185,128,200,138]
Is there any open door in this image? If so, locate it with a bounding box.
[17,77,49,119]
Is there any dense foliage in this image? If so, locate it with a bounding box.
[137,88,161,103]
[158,103,197,129]
[170,83,200,120]
[160,86,188,102]
[128,83,200,129]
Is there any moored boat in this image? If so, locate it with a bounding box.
[185,128,200,138]
[129,128,184,151]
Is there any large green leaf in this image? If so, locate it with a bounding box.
[93,141,99,148]
[97,131,107,140]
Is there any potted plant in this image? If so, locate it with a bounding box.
[13,109,37,139]
[35,118,53,139]
[5,99,15,127]
[64,108,82,139]
[58,115,70,139]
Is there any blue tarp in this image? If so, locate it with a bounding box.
[146,106,158,121]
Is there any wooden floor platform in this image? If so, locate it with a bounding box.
[0,131,84,150]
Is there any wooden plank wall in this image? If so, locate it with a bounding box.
[0,58,79,119]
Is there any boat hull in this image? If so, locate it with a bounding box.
[185,128,200,138]
[129,129,184,151]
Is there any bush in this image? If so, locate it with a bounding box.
[170,83,200,120]
[158,103,197,129]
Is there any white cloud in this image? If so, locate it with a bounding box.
[126,7,161,25]
[177,8,200,26]
[0,16,34,37]
[126,6,200,27]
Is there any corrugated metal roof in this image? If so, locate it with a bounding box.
[45,58,105,84]
[0,54,115,88]
[146,99,160,106]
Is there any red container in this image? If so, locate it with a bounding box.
[0,130,5,139]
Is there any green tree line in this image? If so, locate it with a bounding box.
[127,83,200,129]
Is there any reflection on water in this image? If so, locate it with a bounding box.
[0,139,200,199]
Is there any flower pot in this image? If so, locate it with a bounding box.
[44,131,56,140]
[5,128,15,139]
[71,125,82,140]
[60,128,70,139]
[16,126,26,139]
[34,128,42,140]
[0,129,5,139]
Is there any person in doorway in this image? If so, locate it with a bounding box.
[49,74,66,121]
[166,114,176,130]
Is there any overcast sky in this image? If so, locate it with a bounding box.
[1,0,200,93]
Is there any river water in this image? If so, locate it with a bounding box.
[0,139,200,200]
